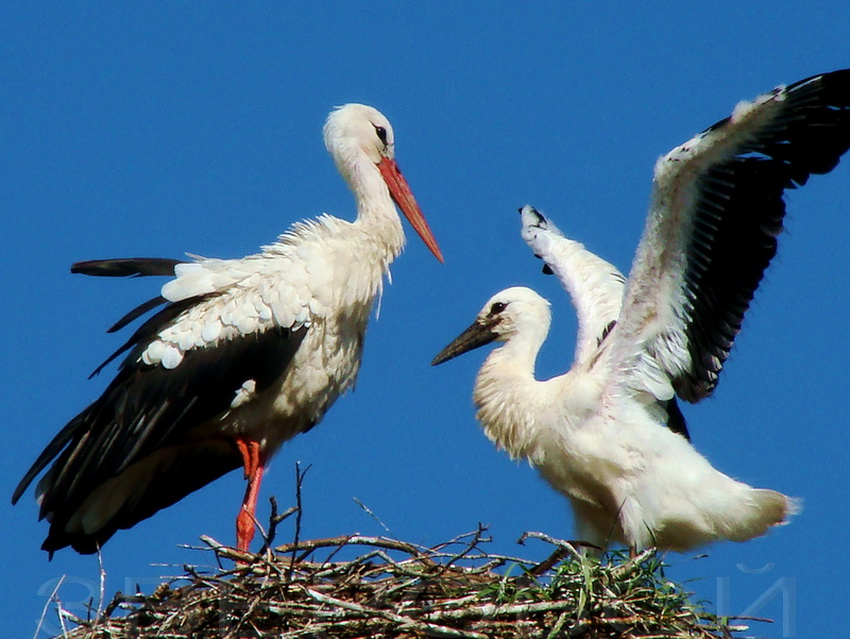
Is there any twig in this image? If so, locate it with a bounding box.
[95,547,106,620]
[304,587,489,639]
[287,461,311,582]
[726,614,774,623]
[526,545,572,578]
[33,575,65,639]
[353,496,393,535]
[423,597,579,620]
[430,526,493,552]
[516,530,586,558]
[438,523,491,570]
[199,535,255,565]
[261,495,298,553]
[276,533,434,563]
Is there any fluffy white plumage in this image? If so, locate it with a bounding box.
[448,283,795,552]
[433,70,850,552]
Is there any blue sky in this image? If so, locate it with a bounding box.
[4,4,849,637]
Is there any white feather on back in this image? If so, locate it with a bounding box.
[142,215,378,369]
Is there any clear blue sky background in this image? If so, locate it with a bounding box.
[3,4,849,637]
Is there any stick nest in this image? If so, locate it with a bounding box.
[58,527,740,639]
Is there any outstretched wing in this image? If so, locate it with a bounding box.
[603,70,850,407]
[520,206,689,439]
[520,205,626,366]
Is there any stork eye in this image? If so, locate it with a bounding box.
[374,125,388,146]
[490,302,507,315]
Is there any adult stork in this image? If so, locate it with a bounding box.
[13,103,443,556]
[433,70,850,552]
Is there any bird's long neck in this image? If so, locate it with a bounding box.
[473,335,547,461]
[347,157,406,266]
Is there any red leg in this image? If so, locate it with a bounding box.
[234,438,264,552]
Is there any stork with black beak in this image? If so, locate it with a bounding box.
[433,70,850,552]
[13,103,443,556]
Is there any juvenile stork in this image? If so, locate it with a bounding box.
[433,70,850,552]
[13,103,443,556]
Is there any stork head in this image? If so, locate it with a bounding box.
[432,287,551,365]
[324,104,443,262]
[324,104,395,163]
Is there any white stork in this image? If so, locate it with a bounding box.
[13,103,443,556]
[433,70,850,552]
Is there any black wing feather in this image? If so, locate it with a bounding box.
[71,256,191,366]
[33,324,307,554]
[49,439,239,555]
[71,258,185,277]
[107,296,170,334]
[675,69,850,402]
[14,257,309,554]
[88,294,214,378]
[664,398,690,440]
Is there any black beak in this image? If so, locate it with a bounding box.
[432,318,499,366]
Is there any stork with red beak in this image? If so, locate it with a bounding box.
[13,103,443,556]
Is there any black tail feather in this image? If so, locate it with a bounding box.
[71,258,184,278]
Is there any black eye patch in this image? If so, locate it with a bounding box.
[374,125,388,146]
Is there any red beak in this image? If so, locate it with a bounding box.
[378,157,444,263]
